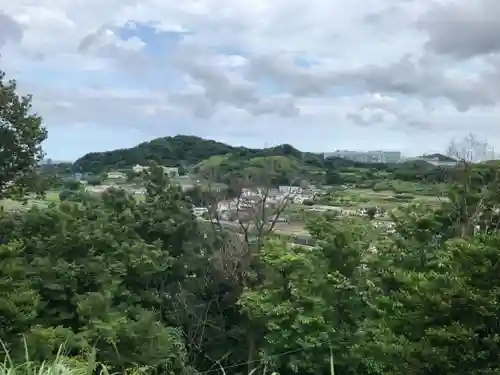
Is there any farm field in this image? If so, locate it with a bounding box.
[0,191,60,211]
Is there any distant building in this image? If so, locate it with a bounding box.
[73,172,83,181]
[267,215,289,223]
[132,164,147,173]
[402,154,459,167]
[107,171,126,179]
[324,150,401,163]
[278,186,302,195]
[192,207,208,217]
[132,164,179,177]
[164,167,179,178]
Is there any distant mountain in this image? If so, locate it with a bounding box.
[72,135,325,174]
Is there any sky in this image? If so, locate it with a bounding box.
[1,0,500,160]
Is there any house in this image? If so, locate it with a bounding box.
[267,215,289,223]
[192,207,208,217]
[278,186,302,195]
[107,171,126,179]
[164,167,179,178]
[73,172,83,181]
[132,164,179,177]
[293,195,314,204]
[132,164,147,173]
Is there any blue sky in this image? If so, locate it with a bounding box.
[1,0,500,161]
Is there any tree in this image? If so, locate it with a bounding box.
[365,206,377,220]
[446,133,494,164]
[0,174,198,373]
[366,205,500,375]
[86,176,102,186]
[62,179,82,191]
[241,218,377,375]
[444,134,500,238]
[0,70,47,199]
[325,170,343,185]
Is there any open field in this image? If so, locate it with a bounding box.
[0,191,60,211]
[316,187,447,210]
[351,188,447,207]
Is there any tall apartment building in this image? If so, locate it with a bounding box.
[324,150,401,163]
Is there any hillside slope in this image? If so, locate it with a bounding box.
[72,135,324,173]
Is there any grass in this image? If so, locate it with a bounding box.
[1,343,92,375]
[0,338,335,375]
[0,340,154,375]
[0,191,62,211]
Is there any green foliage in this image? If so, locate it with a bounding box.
[0,167,206,374]
[62,180,81,191]
[365,206,377,219]
[0,70,47,200]
[73,135,324,175]
[241,219,376,375]
[85,177,101,186]
[6,81,500,375]
[58,190,77,202]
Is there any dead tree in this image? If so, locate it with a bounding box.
[444,134,500,237]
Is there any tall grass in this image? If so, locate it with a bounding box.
[0,339,335,375]
[0,341,107,375]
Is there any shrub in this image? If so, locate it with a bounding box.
[86,177,102,186]
[372,181,391,191]
[59,190,76,201]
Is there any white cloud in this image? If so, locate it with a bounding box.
[1,0,500,159]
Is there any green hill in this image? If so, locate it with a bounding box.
[194,153,317,185]
[72,135,325,174]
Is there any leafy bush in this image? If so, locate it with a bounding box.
[85,177,102,186]
[58,189,77,201]
[62,179,81,191]
[372,181,392,191]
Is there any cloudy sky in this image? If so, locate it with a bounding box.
[1,0,499,160]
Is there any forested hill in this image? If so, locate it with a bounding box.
[72,135,324,173]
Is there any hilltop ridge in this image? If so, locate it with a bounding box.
[72,135,324,173]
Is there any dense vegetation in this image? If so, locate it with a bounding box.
[4,67,500,375]
[71,131,457,186]
[72,136,324,174]
[71,136,458,192]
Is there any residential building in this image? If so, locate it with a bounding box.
[132,164,147,173]
[278,186,302,195]
[324,150,402,163]
[192,207,208,217]
[267,215,289,223]
[107,171,126,179]
[164,167,179,178]
[132,164,179,177]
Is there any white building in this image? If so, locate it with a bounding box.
[192,207,208,217]
[278,186,302,195]
[132,164,147,173]
[107,171,126,179]
[324,150,402,163]
[164,167,179,177]
[132,164,179,177]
